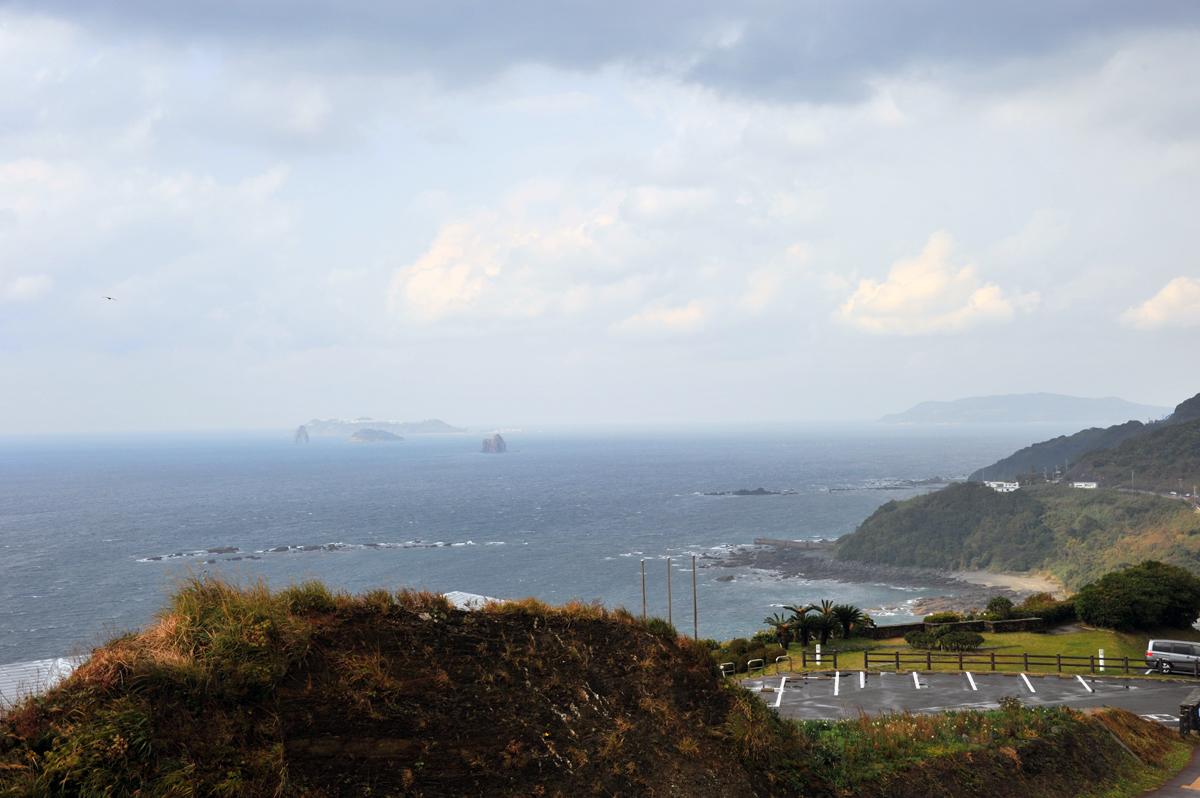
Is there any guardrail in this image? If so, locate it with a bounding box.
[864,649,1200,676]
[721,650,839,676]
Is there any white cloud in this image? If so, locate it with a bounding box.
[837,232,1037,335]
[1,273,53,301]
[1121,277,1200,329]
[613,300,707,335]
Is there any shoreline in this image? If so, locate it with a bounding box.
[951,569,1065,599]
[707,542,1051,618]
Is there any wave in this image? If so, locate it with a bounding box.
[137,538,496,563]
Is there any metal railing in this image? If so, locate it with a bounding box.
[863,649,1199,676]
[720,650,839,676]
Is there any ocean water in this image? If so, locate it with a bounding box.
[0,425,1067,663]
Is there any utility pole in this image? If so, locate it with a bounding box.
[666,557,673,627]
[640,559,646,620]
[692,555,699,640]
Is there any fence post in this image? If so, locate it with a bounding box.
[833,650,838,670]
[926,651,932,671]
[1124,656,1129,675]
[1090,655,1095,674]
[1057,654,1062,673]
[1023,652,1029,671]
[991,651,996,672]
[959,651,964,671]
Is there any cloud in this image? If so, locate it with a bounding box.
[837,232,1037,335]
[1121,276,1200,329]
[613,300,707,335]
[1,273,53,301]
[13,2,1199,103]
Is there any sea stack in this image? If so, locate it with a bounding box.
[481,433,507,453]
[294,425,309,444]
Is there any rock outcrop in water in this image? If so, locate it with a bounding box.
[481,433,507,453]
[294,425,309,444]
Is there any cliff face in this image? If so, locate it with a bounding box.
[481,433,507,453]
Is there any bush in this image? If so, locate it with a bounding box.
[1017,593,1077,627]
[985,596,1015,620]
[643,617,679,639]
[923,612,962,624]
[1075,561,1200,631]
[905,626,983,652]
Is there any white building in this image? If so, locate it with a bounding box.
[1071,481,1098,490]
[984,481,1020,493]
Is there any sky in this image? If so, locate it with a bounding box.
[2,2,1199,433]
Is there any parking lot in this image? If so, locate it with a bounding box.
[743,670,1197,726]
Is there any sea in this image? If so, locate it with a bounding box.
[0,424,1073,664]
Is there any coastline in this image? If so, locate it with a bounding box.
[708,542,1045,619]
[951,569,1066,599]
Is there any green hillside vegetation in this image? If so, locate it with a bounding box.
[836,482,1200,588]
[969,390,1200,484]
[1,578,1190,797]
[1068,416,1200,493]
[969,421,1146,482]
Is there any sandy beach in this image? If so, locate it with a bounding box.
[951,570,1066,599]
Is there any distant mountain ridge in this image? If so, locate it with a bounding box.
[305,418,465,436]
[970,391,1200,484]
[882,393,1168,425]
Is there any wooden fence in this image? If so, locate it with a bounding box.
[863,649,1194,676]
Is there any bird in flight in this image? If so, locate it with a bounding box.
[103,296,116,301]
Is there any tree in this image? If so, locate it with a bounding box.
[784,604,815,647]
[1075,561,1200,631]
[985,596,1014,620]
[761,612,792,647]
[830,604,870,639]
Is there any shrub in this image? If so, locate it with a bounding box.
[1075,561,1200,631]
[985,596,1014,620]
[1017,593,1077,626]
[905,626,983,652]
[938,630,985,651]
[643,617,679,640]
[923,612,962,624]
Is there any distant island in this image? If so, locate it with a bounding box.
[304,418,465,437]
[881,393,1168,425]
[481,433,507,453]
[349,429,403,444]
[704,487,796,496]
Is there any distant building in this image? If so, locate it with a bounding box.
[1071,481,1098,490]
[984,481,1020,493]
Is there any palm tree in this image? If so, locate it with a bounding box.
[784,604,815,647]
[762,612,792,647]
[830,604,871,639]
[812,600,837,646]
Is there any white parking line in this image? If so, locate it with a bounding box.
[859,670,865,689]
[774,677,787,708]
[912,671,921,690]
[965,671,977,691]
[834,671,841,696]
[1075,674,1094,693]
[1020,673,1036,693]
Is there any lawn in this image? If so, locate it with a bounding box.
[750,625,1200,677]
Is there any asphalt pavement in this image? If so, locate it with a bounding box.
[743,670,1193,726]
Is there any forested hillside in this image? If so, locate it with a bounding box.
[1067,417,1200,494]
[836,482,1200,588]
[970,390,1200,483]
